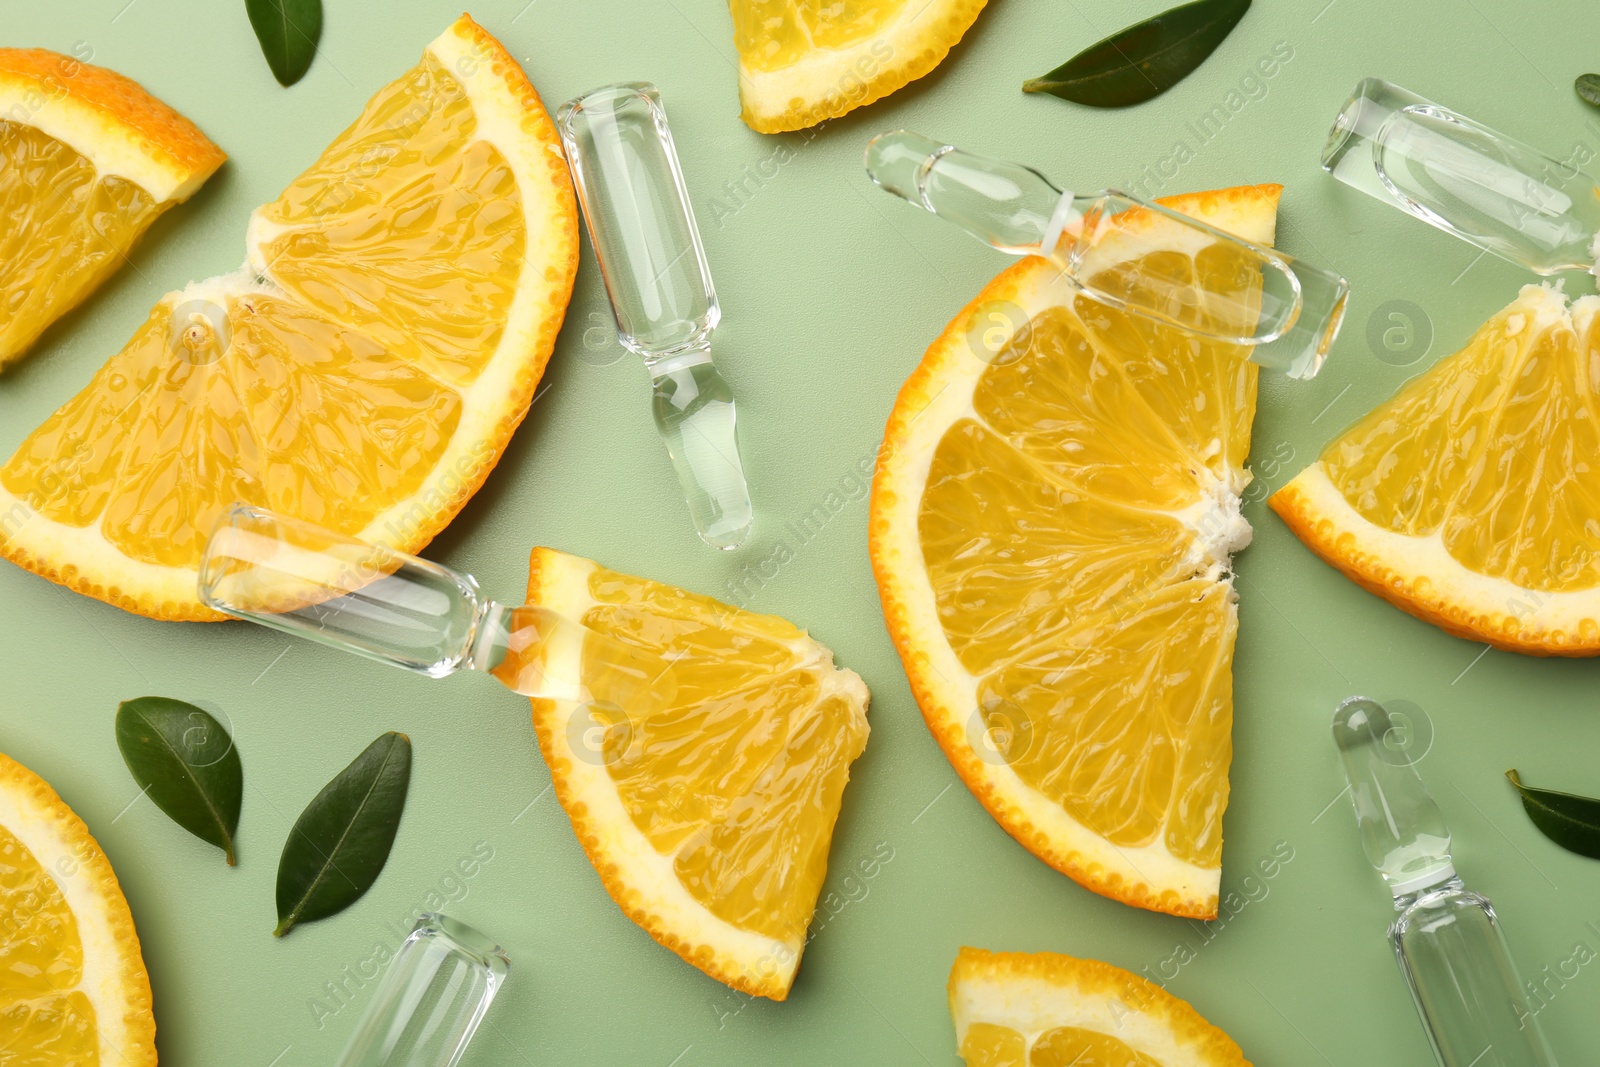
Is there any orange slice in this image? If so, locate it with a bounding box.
[0,16,578,619]
[730,0,989,133]
[870,186,1283,917]
[0,751,155,1065]
[1273,283,1600,655]
[516,547,870,999]
[950,948,1252,1066]
[0,48,224,370]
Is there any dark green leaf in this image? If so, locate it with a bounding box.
[245,0,323,87]
[1576,74,1600,109]
[1024,0,1252,108]
[116,697,242,865]
[1507,769,1600,860]
[275,732,411,936]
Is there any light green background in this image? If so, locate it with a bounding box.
[5,0,1600,1062]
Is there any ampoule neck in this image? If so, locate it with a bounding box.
[466,600,591,700]
[864,130,1067,257]
[642,337,715,377]
[467,599,515,677]
[1392,872,1467,912]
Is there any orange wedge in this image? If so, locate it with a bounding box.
[870,186,1283,917]
[0,48,224,370]
[0,16,578,619]
[950,948,1253,1066]
[0,751,156,1065]
[730,0,989,132]
[516,547,870,999]
[1273,283,1600,655]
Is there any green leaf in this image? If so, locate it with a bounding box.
[244,0,323,87]
[116,697,243,866]
[1506,769,1600,860]
[275,732,411,936]
[1576,74,1600,109]
[1023,0,1252,108]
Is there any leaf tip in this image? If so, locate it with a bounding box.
[273,918,293,937]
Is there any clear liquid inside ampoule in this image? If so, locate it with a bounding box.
[1392,885,1560,1067]
[198,506,486,678]
[1323,79,1600,273]
[649,351,752,550]
[561,87,717,353]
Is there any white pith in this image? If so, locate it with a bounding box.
[1285,461,1600,636]
[0,18,573,615]
[0,774,142,1061]
[530,550,871,994]
[876,192,1281,911]
[1281,282,1600,647]
[873,297,1233,903]
[952,972,1202,1063]
[0,75,199,201]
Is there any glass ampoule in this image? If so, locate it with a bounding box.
[864,130,1351,380]
[557,83,753,551]
[198,504,675,709]
[1333,697,1558,1067]
[1323,78,1600,275]
[336,914,509,1067]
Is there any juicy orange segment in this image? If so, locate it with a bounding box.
[1272,284,1600,654]
[0,752,155,1066]
[0,17,578,619]
[949,949,1252,1067]
[730,0,989,133]
[871,186,1282,918]
[519,548,869,999]
[0,48,224,369]
[248,53,525,386]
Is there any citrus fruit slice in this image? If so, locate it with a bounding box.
[949,948,1252,1066]
[0,47,224,370]
[730,0,989,133]
[0,751,155,1065]
[1272,283,1600,655]
[871,185,1284,918]
[515,547,870,999]
[0,16,578,620]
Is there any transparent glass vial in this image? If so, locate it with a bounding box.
[557,83,753,550]
[1333,697,1558,1067]
[198,504,676,708]
[864,130,1351,379]
[1322,78,1600,274]
[335,913,509,1067]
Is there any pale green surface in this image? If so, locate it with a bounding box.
[4,1,1600,1063]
